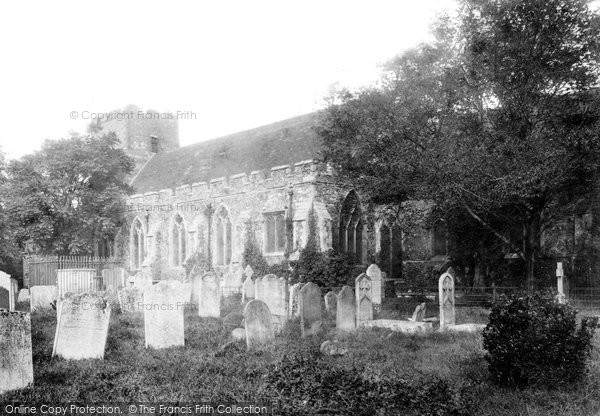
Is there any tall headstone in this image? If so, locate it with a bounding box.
[0,271,15,311]
[336,286,356,331]
[556,262,566,304]
[288,282,303,318]
[255,274,288,316]
[52,293,111,360]
[299,282,322,337]
[0,310,33,394]
[324,291,336,319]
[118,286,144,312]
[57,269,97,298]
[198,272,221,318]
[439,271,455,329]
[366,264,383,305]
[410,302,426,322]
[242,276,255,302]
[243,299,274,349]
[30,286,58,312]
[144,280,185,349]
[355,273,373,325]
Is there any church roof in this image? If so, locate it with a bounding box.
[130,112,322,193]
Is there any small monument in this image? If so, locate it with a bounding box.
[439,270,455,329]
[198,272,221,318]
[52,293,111,360]
[409,303,427,322]
[144,280,185,349]
[299,282,322,337]
[244,299,274,349]
[336,286,356,331]
[355,273,373,325]
[0,310,34,394]
[366,264,383,305]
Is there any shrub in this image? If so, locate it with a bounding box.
[483,290,597,388]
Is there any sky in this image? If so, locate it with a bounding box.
[0,0,457,161]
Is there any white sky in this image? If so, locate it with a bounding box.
[0,0,456,160]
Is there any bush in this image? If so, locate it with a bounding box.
[483,290,597,388]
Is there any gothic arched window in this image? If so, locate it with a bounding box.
[215,207,232,265]
[339,191,363,262]
[131,218,145,270]
[172,214,187,266]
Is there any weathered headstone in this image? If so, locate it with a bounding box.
[439,271,455,329]
[336,286,356,331]
[144,280,185,349]
[355,273,373,325]
[256,274,288,316]
[198,272,221,318]
[366,264,383,305]
[288,282,303,318]
[0,310,33,394]
[0,271,15,311]
[118,286,144,312]
[410,302,427,322]
[242,276,255,302]
[17,289,30,304]
[244,299,274,349]
[57,269,97,299]
[556,262,566,304]
[299,282,322,337]
[52,293,111,360]
[30,285,58,312]
[324,291,336,319]
[102,268,126,291]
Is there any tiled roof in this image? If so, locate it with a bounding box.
[131,112,322,193]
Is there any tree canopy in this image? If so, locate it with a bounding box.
[2,133,134,256]
[318,0,600,286]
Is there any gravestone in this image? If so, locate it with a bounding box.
[0,310,33,394]
[101,268,126,290]
[0,271,15,311]
[244,265,254,280]
[30,286,58,312]
[324,291,336,319]
[52,293,111,360]
[439,271,455,329]
[198,272,221,318]
[144,280,185,349]
[256,274,288,316]
[299,282,322,337]
[355,273,373,325]
[242,276,255,302]
[288,282,303,318]
[336,286,356,331]
[556,262,566,304]
[118,286,144,312]
[244,299,274,349]
[410,303,427,322]
[17,289,30,304]
[57,269,97,298]
[366,264,383,305]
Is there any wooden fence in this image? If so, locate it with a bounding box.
[24,255,122,288]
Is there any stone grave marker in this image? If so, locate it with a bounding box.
[198,272,221,318]
[288,282,303,318]
[355,273,373,325]
[556,262,566,304]
[144,280,185,349]
[242,276,255,302]
[336,286,356,331]
[17,289,30,304]
[324,291,336,319]
[118,286,144,312]
[57,269,97,299]
[52,293,111,360]
[30,286,58,312]
[255,274,288,332]
[244,299,274,349]
[366,264,383,305]
[299,282,322,337]
[439,271,455,329]
[410,303,427,322]
[0,310,33,394]
[244,265,254,281]
[0,271,14,311]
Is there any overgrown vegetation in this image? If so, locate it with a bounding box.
[483,291,598,388]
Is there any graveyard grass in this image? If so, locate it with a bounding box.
[3,303,600,416]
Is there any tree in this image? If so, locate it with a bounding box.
[318,0,600,287]
[3,133,134,255]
